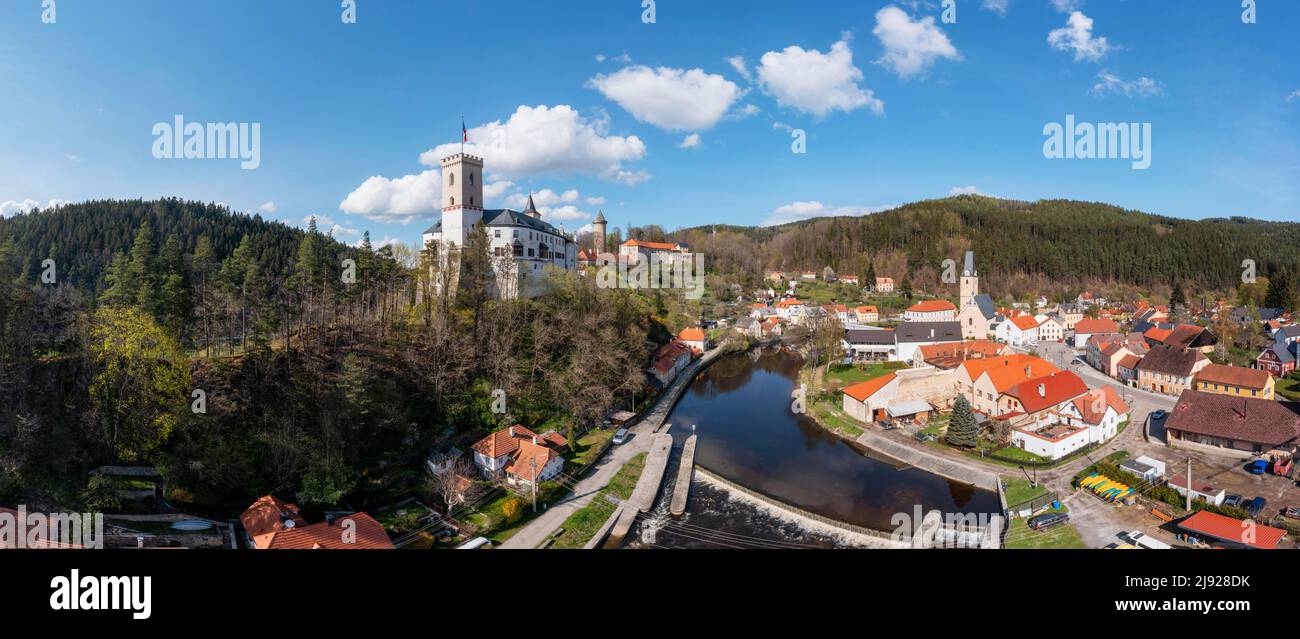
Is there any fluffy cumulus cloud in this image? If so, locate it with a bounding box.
[419,105,648,185]
[873,6,962,79]
[1090,70,1165,97]
[1051,0,1083,12]
[0,198,69,217]
[588,66,742,131]
[679,133,702,149]
[981,0,1009,14]
[339,168,442,223]
[1048,11,1112,62]
[756,36,884,117]
[258,201,277,213]
[762,200,894,226]
[304,214,363,238]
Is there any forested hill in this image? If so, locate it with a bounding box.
[680,196,1300,293]
[0,199,344,291]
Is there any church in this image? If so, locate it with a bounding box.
[422,152,594,298]
[955,250,997,339]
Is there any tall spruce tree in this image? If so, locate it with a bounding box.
[946,395,978,448]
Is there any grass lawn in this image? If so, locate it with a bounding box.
[825,362,907,388]
[568,428,614,468]
[811,399,864,437]
[548,453,648,549]
[1003,507,1088,549]
[1278,374,1300,402]
[373,501,434,536]
[1002,476,1052,506]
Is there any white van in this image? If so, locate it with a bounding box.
[1122,531,1171,550]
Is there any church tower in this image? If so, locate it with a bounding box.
[440,153,484,247]
[592,210,607,253]
[960,250,979,308]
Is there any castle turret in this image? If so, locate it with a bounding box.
[440,153,484,247]
[593,210,607,253]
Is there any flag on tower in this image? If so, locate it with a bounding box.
[462,117,468,143]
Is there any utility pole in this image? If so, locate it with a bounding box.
[1185,457,1192,512]
[530,457,538,513]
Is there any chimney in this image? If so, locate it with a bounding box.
[532,436,538,445]
[509,426,515,437]
[325,513,336,526]
[1024,365,1031,377]
[930,329,935,338]
[1038,384,1046,398]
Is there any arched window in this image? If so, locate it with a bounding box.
[469,173,475,185]
[449,173,455,186]
[450,196,456,206]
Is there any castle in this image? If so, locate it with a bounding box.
[422,153,597,298]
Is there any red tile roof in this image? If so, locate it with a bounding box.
[1009,315,1039,330]
[622,239,680,251]
[843,373,897,402]
[1194,363,1271,391]
[907,300,957,313]
[962,354,1060,392]
[241,496,394,549]
[1005,371,1089,414]
[471,425,541,459]
[1074,318,1120,334]
[1070,386,1131,424]
[774,298,805,308]
[506,440,562,483]
[678,327,707,342]
[1165,390,1300,446]
[1144,326,1173,343]
[1178,510,1287,550]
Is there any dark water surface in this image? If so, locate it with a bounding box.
[627,347,998,548]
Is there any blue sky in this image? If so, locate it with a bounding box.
[1,0,1297,249]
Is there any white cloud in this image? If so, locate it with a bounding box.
[1051,0,1082,12]
[679,133,702,149]
[949,186,979,196]
[0,198,68,217]
[506,188,580,209]
[1048,11,1113,62]
[756,36,883,117]
[873,6,962,79]
[726,55,752,81]
[762,200,894,226]
[418,105,648,184]
[339,168,442,224]
[982,0,1009,14]
[588,65,742,131]
[736,104,761,118]
[483,180,515,202]
[1090,70,1165,97]
[585,196,607,205]
[258,201,278,213]
[358,235,407,251]
[1286,90,1300,103]
[594,54,606,63]
[303,214,362,238]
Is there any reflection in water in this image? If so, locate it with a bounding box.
[627,346,998,548]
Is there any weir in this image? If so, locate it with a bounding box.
[669,434,698,516]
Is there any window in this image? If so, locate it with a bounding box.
[449,173,455,186]
[494,229,500,238]
[450,196,455,206]
[470,197,475,206]
[469,173,475,185]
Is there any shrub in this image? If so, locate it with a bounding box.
[501,497,524,524]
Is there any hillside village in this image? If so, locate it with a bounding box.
[731,249,1300,549]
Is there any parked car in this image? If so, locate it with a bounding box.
[1283,506,1300,520]
[1149,410,1168,422]
[1246,496,1267,516]
[1248,459,1269,475]
[612,428,630,445]
[1224,494,1244,508]
[1121,530,1171,550]
[1028,512,1069,530]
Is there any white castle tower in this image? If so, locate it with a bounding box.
[439,153,484,248]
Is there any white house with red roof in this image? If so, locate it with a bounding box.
[470,425,568,478]
[874,277,895,293]
[677,327,708,352]
[995,314,1040,346]
[903,299,957,322]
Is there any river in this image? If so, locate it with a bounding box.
[624,346,999,548]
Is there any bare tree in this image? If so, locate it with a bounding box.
[428,455,482,517]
